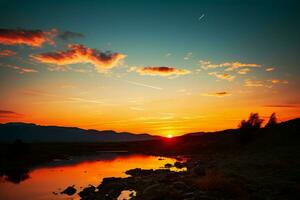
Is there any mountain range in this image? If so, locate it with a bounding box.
[0,118,299,143]
[0,122,159,142]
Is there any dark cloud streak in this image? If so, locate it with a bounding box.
[59,31,84,41]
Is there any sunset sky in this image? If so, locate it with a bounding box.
[0,0,299,136]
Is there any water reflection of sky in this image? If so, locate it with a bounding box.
[0,153,178,200]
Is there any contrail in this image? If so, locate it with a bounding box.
[199,14,205,21]
[125,80,163,90]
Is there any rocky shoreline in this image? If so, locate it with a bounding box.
[70,152,300,200]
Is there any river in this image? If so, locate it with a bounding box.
[0,153,180,200]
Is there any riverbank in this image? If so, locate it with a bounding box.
[78,149,300,200]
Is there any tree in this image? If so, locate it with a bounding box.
[239,113,264,130]
[238,113,264,144]
[264,112,278,128]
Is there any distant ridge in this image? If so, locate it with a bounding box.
[0,122,159,143]
[0,118,299,143]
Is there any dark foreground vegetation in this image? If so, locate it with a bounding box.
[0,113,300,199]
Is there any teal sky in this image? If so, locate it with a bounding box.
[0,0,299,135]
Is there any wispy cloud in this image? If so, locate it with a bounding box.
[270,79,280,84]
[0,109,21,118]
[124,80,163,90]
[68,97,104,104]
[184,52,193,60]
[22,89,56,97]
[244,79,288,87]
[130,66,191,77]
[263,104,298,108]
[200,60,261,71]
[265,67,275,72]
[165,53,172,57]
[201,91,231,97]
[31,44,126,72]
[244,79,264,87]
[59,31,84,41]
[0,63,38,74]
[237,68,251,75]
[0,110,18,115]
[208,72,235,81]
[130,107,145,111]
[0,28,57,47]
[0,49,16,57]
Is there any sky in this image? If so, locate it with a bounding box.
[0,0,299,136]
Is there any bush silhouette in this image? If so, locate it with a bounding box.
[264,112,278,128]
[238,113,264,144]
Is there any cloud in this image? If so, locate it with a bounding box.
[14,67,38,74]
[269,79,288,84]
[0,63,38,74]
[265,67,275,72]
[200,60,261,71]
[124,80,163,90]
[184,52,193,60]
[244,79,289,87]
[130,107,145,111]
[165,53,172,57]
[47,65,71,72]
[208,72,235,81]
[0,49,16,57]
[132,66,191,77]
[237,68,251,75]
[31,44,126,72]
[244,79,264,87]
[201,92,231,97]
[0,110,18,114]
[59,31,84,41]
[270,79,280,84]
[22,89,56,97]
[263,104,298,108]
[0,28,57,47]
[0,110,21,118]
[68,97,104,104]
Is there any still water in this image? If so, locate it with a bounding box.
[0,153,179,200]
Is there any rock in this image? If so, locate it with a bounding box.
[165,163,173,168]
[174,161,186,169]
[125,168,154,176]
[61,185,76,196]
[98,177,125,191]
[78,185,96,198]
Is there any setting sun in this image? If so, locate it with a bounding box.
[167,134,173,138]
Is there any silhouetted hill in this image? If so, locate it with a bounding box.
[0,118,299,144]
[0,122,159,143]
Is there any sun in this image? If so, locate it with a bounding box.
[167,134,173,138]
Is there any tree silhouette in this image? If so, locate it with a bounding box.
[265,112,278,128]
[239,113,264,130]
[239,113,264,144]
